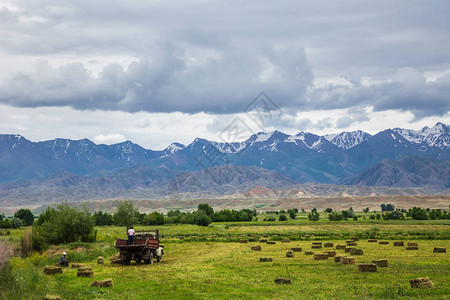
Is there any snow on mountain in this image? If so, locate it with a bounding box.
[164,143,185,155]
[393,122,449,148]
[329,130,372,149]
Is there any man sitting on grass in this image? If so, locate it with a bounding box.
[59,252,69,267]
[127,226,135,245]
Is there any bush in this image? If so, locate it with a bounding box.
[308,212,319,221]
[14,209,34,226]
[11,217,23,228]
[278,214,287,221]
[328,212,344,221]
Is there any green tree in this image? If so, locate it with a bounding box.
[308,212,320,221]
[113,200,140,227]
[148,212,166,225]
[14,209,34,226]
[10,217,23,228]
[198,204,214,216]
[324,208,333,213]
[39,202,95,244]
[287,209,297,219]
[363,208,370,213]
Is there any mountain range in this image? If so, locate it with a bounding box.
[0,122,448,207]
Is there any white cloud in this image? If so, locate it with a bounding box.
[93,133,127,145]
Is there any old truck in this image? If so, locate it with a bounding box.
[114,230,163,265]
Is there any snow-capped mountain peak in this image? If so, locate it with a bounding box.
[330,130,372,149]
[393,122,449,148]
[164,142,185,155]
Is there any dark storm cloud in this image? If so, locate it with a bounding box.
[0,0,449,118]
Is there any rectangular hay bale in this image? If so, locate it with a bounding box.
[433,247,446,253]
[314,254,328,260]
[372,259,389,267]
[324,243,334,248]
[394,241,404,246]
[358,264,377,272]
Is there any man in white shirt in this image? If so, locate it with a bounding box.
[127,226,135,245]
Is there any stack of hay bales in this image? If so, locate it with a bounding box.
[43,266,62,275]
[97,256,104,264]
[304,251,314,255]
[379,241,389,245]
[368,239,377,243]
[340,257,355,265]
[407,242,418,247]
[91,279,113,288]
[358,264,377,272]
[394,241,404,246]
[291,247,302,252]
[409,278,433,288]
[281,238,291,243]
[324,242,334,248]
[324,251,336,257]
[251,245,262,251]
[274,278,291,285]
[240,239,249,244]
[267,241,276,245]
[314,254,328,260]
[311,242,322,249]
[334,255,344,262]
[71,263,84,269]
[336,244,346,249]
[259,257,273,262]
[372,260,389,267]
[77,267,94,278]
[433,247,446,253]
[110,253,121,264]
[286,250,294,257]
[350,249,364,255]
[44,295,61,300]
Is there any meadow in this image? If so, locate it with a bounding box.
[0,217,449,299]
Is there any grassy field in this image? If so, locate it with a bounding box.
[1,219,449,299]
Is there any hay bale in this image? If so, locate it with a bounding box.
[71,263,84,269]
[178,236,185,240]
[43,295,61,300]
[350,249,364,255]
[77,267,94,278]
[433,247,446,253]
[251,245,262,251]
[97,256,104,264]
[346,242,357,246]
[324,251,336,257]
[314,254,328,260]
[259,257,273,262]
[334,255,344,262]
[340,257,355,265]
[406,246,419,250]
[240,239,248,244]
[368,239,377,243]
[350,237,359,241]
[323,242,334,248]
[91,279,113,288]
[336,244,346,249]
[274,278,291,285]
[286,250,294,258]
[311,245,322,249]
[304,251,314,255]
[304,235,311,238]
[379,241,389,245]
[43,266,62,275]
[266,241,276,245]
[358,264,377,272]
[407,242,418,247]
[291,247,302,252]
[259,239,267,243]
[394,241,404,246]
[372,259,389,267]
[409,277,433,289]
[312,242,322,245]
[281,238,290,243]
[345,247,356,253]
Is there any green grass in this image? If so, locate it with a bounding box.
[1,221,449,299]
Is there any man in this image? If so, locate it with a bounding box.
[59,252,69,267]
[127,226,135,245]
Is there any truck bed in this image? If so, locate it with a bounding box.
[114,238,159,250]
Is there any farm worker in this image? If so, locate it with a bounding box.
[127,226,135,245]
[59,252,69,267]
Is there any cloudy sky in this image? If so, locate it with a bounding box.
[0,0,449,149]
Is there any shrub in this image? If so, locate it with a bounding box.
[278,214,287,221]
[14,209,34,226]
[11,218,23,229]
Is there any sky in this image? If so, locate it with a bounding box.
[0,0,449,149]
